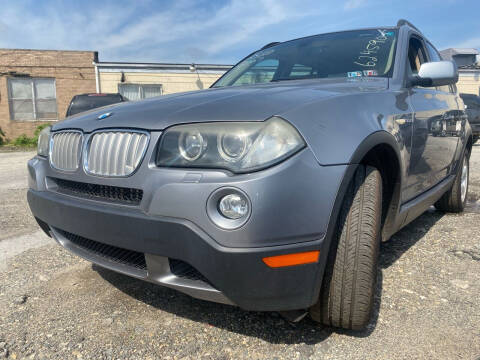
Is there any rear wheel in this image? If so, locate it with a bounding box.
[310,165,382,330]
[434,152,469,213]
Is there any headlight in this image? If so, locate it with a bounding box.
[156,117,305,173]
[37,126,51,157]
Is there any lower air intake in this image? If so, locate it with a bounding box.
[169,259,211,284]
[56,229,147,271]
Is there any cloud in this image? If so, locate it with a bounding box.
[0,0,322,63]
[343,0,367,10]
[449,37,480,50]
[1,0,475,65]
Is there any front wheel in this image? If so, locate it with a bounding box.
[434,152,469,212]
[309,165,382,330]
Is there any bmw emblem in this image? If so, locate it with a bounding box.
[97,112,112,120]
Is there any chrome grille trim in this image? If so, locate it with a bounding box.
[84,130,150,177]
[49,131,83,171]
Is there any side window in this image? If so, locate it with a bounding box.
[426,43,442,62]
[407,37,428,75]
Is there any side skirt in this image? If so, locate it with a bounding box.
[396,174,456,232]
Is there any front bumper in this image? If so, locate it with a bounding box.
[27,145,347,311]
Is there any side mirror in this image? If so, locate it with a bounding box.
[410,61,458,87]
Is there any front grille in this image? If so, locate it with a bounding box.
[51,178,143,205]
[50,131,83,171]
[86,131,149,177]
[169,259,211,284]
[56,229,147,271]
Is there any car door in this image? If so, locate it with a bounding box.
[405,36,459,201]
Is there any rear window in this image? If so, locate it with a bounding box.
[67,95,124,116]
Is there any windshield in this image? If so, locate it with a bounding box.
[212,29,397,88]
[67,95,124,116]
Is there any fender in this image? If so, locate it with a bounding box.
[310,130,404,304]
[348,130,403,167]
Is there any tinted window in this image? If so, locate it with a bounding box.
[213,29,398,87]
[67,95,123,116]
[461,95,480,109]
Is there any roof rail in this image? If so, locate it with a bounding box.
[260,42,281,50]
[397,19,422,33]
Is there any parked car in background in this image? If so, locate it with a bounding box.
[460,93,480,143]
[28,19,472,331]
[65,93,127,117]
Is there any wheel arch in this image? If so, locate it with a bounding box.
[353,133,404,242]
[466,133,473,158]
[311,131,404,304]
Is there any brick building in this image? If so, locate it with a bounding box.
[0,49,231,141]
[0,49,97,139]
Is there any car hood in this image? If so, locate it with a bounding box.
[53,77,388,132]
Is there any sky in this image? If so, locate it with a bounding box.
[0,0,479,65]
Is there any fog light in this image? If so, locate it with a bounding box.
[218,194,249,219]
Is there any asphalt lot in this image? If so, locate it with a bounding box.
[0,148,479,360]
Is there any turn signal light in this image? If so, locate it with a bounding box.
[262,251,320,268]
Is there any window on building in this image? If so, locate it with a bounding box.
[8,78,57,121]
[118,84,162,101]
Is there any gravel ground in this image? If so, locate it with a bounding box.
[0,152,39,241]
[0,147,479,360]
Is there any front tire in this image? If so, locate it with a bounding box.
[434,152,469,213]
[310,165,382,330]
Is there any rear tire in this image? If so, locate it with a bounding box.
[310,165,382,330]
[434,152,469,213]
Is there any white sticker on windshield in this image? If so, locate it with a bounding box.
[348,71,363,78]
